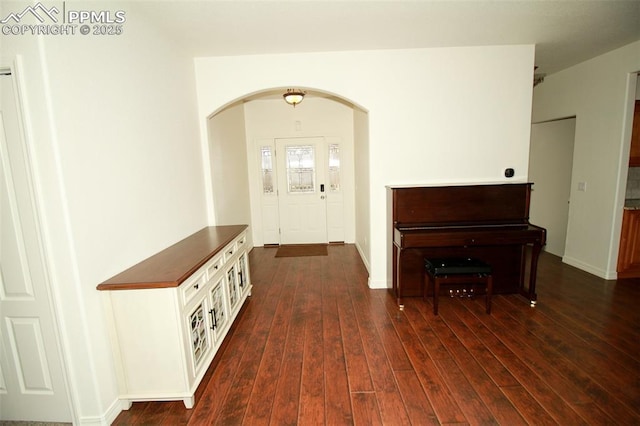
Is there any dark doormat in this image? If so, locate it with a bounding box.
[275,244,328,257]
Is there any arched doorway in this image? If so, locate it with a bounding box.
[206,88,367,249]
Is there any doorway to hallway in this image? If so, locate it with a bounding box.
[529,117,576,257]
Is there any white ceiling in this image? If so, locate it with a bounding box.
[134,0,640,77]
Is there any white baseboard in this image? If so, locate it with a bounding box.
[562,255,613,279]
[78,398,128,425]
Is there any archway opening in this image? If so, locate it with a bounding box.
[206,87,372,271]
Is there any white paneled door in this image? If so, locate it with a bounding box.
[276,138,328,244]
[0,65,72,421]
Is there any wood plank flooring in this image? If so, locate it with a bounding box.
[113,244,640,425]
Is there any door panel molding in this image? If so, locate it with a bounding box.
[5,317,54,394]
[1,117,35,300]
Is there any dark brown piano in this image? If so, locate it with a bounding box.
[387,183,546,309]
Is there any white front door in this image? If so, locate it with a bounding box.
[276,138,328,244]
[0,66,72,421]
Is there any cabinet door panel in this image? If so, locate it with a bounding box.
[209,277,227,341]
[237,252,250,297]
[618,210,640,278]
[226,265,239,311]
[187,301,211,374]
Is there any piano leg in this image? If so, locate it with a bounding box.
[396,246,404,310]
[525,242,542,306]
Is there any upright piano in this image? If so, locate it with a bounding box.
[387,183,546,309]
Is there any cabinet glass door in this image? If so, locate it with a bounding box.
[237,252,250,296]
[188,301,210,370]
[227,265,238,310]
[209,278,227,340]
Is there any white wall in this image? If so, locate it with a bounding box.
[242,97,356,247]
[208,103,251,228]
[195,45,535,288]
[354,107,371,273]
[2,6,205,424]
[532,40,640,278]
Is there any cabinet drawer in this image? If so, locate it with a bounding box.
[224,232,246,262]
[205,255,224,279]
[223,242,237,262]
[181,272,207,306]
[236,233,247,251]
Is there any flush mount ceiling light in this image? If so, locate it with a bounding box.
[283,89,305,107]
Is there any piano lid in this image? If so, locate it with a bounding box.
[390,183,533,227]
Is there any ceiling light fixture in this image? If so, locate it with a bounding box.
[283,89,305,107]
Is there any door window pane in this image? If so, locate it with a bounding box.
[328,144,340,192]
[286,145,315,193]
[261,146,274,194]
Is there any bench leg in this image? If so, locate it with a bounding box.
[433,277,440,315]
[422,271,428,302]
[486,275,493,314]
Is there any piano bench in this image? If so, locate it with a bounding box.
[423,258,493,315]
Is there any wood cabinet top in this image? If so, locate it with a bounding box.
[97,225,248,291]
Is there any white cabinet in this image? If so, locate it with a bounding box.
[98,226,251,409]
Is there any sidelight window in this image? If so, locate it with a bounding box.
[260,146,274,194]
[328,144,341,192]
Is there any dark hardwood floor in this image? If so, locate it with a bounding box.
[113,245,640,425]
